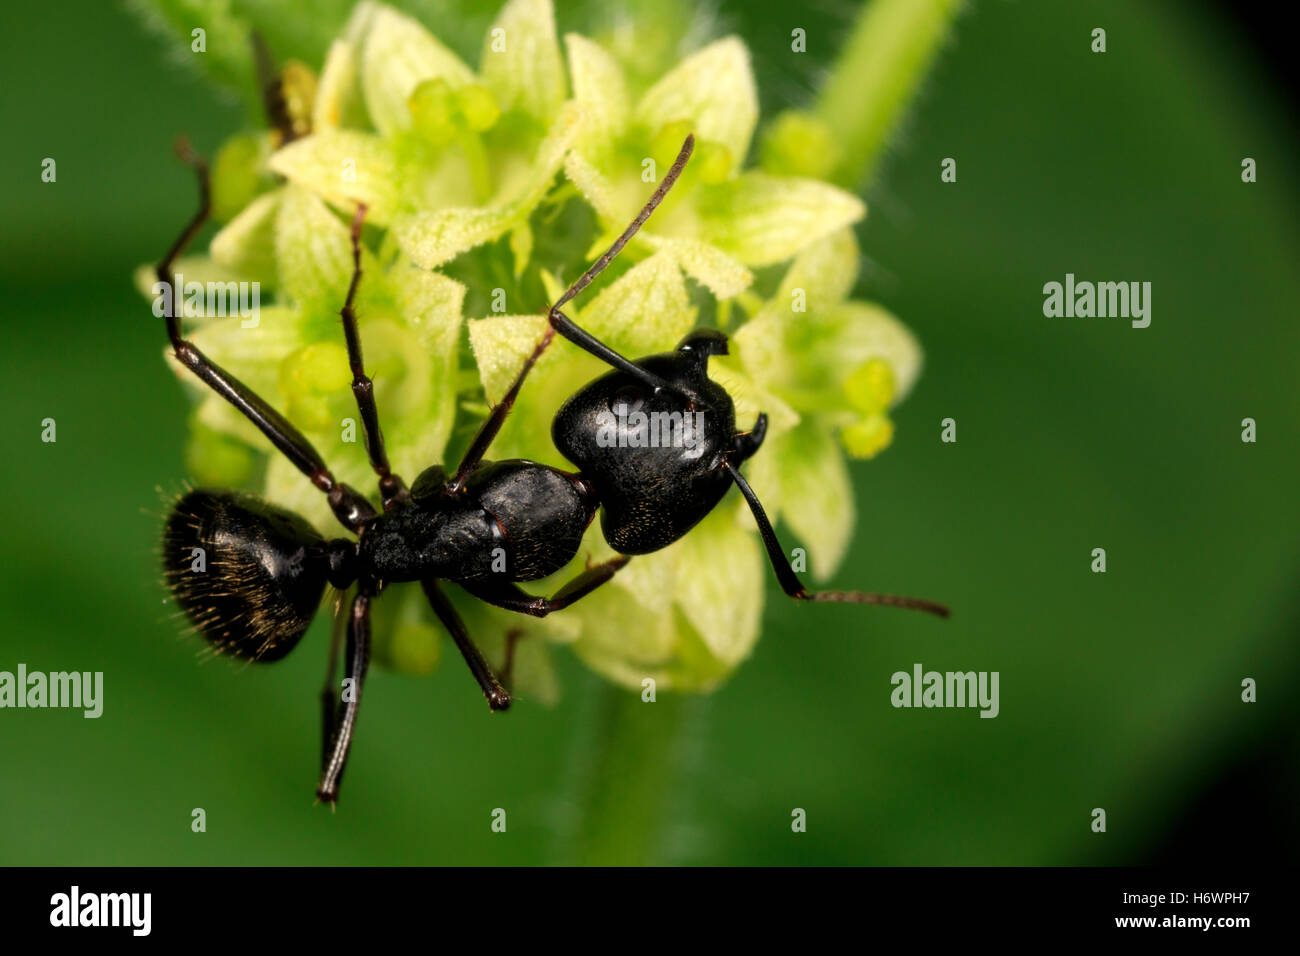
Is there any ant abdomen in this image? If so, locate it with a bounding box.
[162,489,336,662]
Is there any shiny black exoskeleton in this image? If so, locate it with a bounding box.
[156,135,947,805]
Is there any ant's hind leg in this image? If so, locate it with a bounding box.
[723,460,950,618]
[421,579,511,712]
[156,139,376,535]
[341,205,409,510]
[317,590,373,804]
[456,555,631,618]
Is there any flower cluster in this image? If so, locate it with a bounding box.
[142,0,925,695]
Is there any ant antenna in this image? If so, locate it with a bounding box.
[447,136,697,493]
[554,134,695,312]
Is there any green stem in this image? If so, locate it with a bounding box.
[567,684,695,866]
[814,0,966,189]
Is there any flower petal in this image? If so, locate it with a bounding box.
[578,249,695,355]
[563,148,639,223]
[274,184,357,313]
[480,0,566,124]
[642,236,753,300]
[825,301,924,403]
[358,3,475,137]
[730,308,797,392]
[772,426,855,580]
[180,306,306,447]
[698,172,865,267]
[466,310,604,465]
[313,39,366,131]
[775,226,860,314]
[707,357,800,440]
[564,33,629,155]
[393,102,581,267]
[389,259,465,360]
[570,595,682,687]
[634,37,757,175]
[268,130,400,223]
[673,502,763,668]
[466,314,550,402]
[387,261,464,471]
[210,190,281,284]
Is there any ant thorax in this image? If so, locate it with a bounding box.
[358,461,596,585]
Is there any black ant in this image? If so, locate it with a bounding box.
[157,134,948,805]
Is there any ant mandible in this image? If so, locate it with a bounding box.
[157,133,948,805]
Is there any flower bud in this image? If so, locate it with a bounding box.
[760,110,841,180]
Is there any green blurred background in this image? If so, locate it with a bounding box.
[1,0,1297,865]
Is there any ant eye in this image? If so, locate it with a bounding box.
[609,384,646,413]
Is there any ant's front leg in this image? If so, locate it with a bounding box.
[157,139,376,535]
[317,589,373,805]
[723,459,950,618]
[341,204,409,510]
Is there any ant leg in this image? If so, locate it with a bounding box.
[500,628,526,689]
[317,589,373,804]
[341,204,409,510]
[723,460,950,618]
[420,579,511,711]
[456,555,630,618]
[157,139,376,534]
[319,595,348,769]
[445,136,697,492]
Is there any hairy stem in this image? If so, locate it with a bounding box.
[815,0,965,189]
[565,683,696,865]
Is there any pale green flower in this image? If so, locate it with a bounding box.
[560,31,865,301]
[727,227,923,580]
[140,0,931,695]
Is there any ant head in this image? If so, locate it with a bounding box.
[552,329,760,554]
[163,490,342,661]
